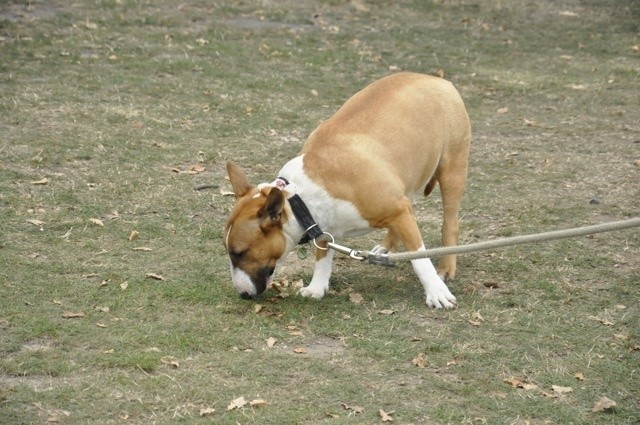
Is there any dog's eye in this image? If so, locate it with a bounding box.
[229,250,247,263]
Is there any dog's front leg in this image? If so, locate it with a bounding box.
[299,242,334,299]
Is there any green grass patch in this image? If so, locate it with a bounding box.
[1,0,639,423]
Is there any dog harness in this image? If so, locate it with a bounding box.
[273,177,324,245]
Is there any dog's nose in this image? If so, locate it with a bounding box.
[239,292,253,300]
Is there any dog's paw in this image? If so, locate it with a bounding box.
[299,286,326,299]
[425,285,457,309]
[370,244,389,255]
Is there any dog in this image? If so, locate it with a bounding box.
[224,72,470,308]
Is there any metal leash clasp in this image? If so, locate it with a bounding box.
[326,242,366,261]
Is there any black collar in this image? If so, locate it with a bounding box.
[276,177,324,244]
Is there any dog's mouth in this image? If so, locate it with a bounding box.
[234,266,275,300]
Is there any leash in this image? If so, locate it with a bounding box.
[325,217,640,266]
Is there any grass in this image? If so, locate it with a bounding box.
[1,0,639,423]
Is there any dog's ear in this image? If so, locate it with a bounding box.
[258,188,285,225]
[226,162,253,198]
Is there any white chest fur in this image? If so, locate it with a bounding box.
[278,155,371,244]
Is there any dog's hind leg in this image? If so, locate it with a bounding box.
[434,151,469,282]
[370,228,401,255]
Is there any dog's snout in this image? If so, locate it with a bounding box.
[239,292,253,300]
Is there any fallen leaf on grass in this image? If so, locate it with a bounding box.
[592,396,617,412]
[227,396,247,411]
[146,273,165,281]
[199,407,215,417]
[588,315,614,326]
[96,323,107,328]
[468,311,485,326]
[128,230,139,241]
[161,356,180,368]
[412,353,427,368]
[293,347,307,354]
[266,337,277,348]
[503,377,538,390]
[341,403,364,414]
[379,409,394,422]
[120,281,128,290]
[249,399,268,407]
[31,178,49,185]
[62,312,85,319]
[132,247,152,252]
[574,372,585,381]
[552,385,573,394]
[26,219,45,227]
[254,304,263,314]
[497,107,509,114]
[378,309,396,315]
[89,218,104,227]
[349,293,364,304]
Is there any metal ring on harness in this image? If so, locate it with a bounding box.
[313,232,335,250]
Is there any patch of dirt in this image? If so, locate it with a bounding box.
[0,2,60,23]
[279,336,347,357]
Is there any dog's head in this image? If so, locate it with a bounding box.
[223,162,289,299]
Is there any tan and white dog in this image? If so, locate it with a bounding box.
[224,72,470,308]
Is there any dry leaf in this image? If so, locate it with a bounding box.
[574,372,585,381]
[95,306,110,313]
[187,164,205,174]
[497,107,509,114]
[253,304,263,314]
[161,356,180,368]
[62,312,85,319]
[31,178,49,185]
[552,385,573,394]
[559,10,578,17]
[120,281,128,290]
[470,311,485,324]
[588,315,614,326]
[146,273,165,281]
[349,293,364,304]
[26,219,45,227]
[350,0,370,12]
[503,377,538,390]
[249,399,268,407]
[293,347,308,354]
[227,396,247,411]
[341,403,364,414]
[266,337,277,348]
[592,396,617,412]
[378,309,396,315]
[89,218,104,227]
[199,407,215,417]
[128,230,139,241]
[310,89,319,96]
[220,189,235,196]
[412,353,427,368]
[379,409,394,422]
[96,323,107,328]
[132,247,152,252]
